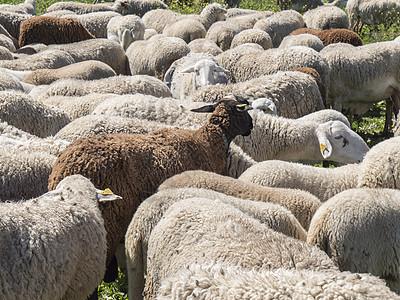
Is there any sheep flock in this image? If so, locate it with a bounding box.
[1,0,400,299]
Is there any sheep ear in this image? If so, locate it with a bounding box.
[191,103,217,113]
[96,188,122,202]
[214,66,229,73]
[316,131,333,159]
[164,65,176,86]
[181,65,196,73]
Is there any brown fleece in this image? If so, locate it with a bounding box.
[48,99,253,265]
[19,16,95,47]
[290,28,362,47]
[290,66,326,107]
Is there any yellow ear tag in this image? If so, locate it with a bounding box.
[236,104,247,108]
[320,143,327,153]
[101,188,114,195]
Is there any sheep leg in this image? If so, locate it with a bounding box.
[390,91,400,134]
[383,98,394,137]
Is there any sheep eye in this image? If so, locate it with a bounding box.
[335,135,349,147]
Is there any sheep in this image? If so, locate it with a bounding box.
[290,66,327,105]
[290,27,363,46]
[187,38,223,55]
[162,18,206,44]
[63,11,121,38]
[253,10,305,48]
[205,21,240,51]
[298,108,350,127]
[0,46,13,60]
[224,142,257,178]
[42,9,78,18]
[142,3,227,33]
[0,69,28,92]
[157,170,322,230]
[126,35,190,80]
[0,11,32,40]
[357,136,400,189]
[0,0,36,15]
[125,187,318,299]
[41,93,117,120]
[276,0,324,13]
[233,109,370,163]
[0,121,69,157]
[0,49,75,71]
[47,97,254,275]
[54,114,173,142]
[44,38,129,75]
[143,28,157,40]
[46,0,130,15]
[0,174,121,299]
[189,70,325,118]
[22,60,117,86]
[346,0,400,33]
[279,33,325,52]
[217,45,329,87]
[0,90,71,138]
[0,146,57,201]
[164,52,229,100]
[115,0,168,17]
[302,4,350,30]
[0,24,18,49]
[0,34,16,52]
[226,11,275,31]
[141,197,336,299]
[157,263,399,299]
[307,187,400,293]
[230,28,273,50]
[107,14,145,50]
[320,41,400,118]
[225,7,269,18]
[239,160,358,202]
[36,75,172,101]
[18,16,95,48]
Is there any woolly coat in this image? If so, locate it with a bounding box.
[0,11,32,40]
[125,187,310,298]
[37,75,172,100]
[0,91,71,138]
[307,188,400,292]
[157,263,399,299]
[48,99,253,268]
[278,33,325,52]
[158,170,321,230]
[23,60,116,86]
[290,28,363,46]
[46,0,130,15]
[230,28,273,50]
[162,18,206,44]
[0,175,111,300]
[107,14,145,49]
[302,5,349,30]
[205,21,240,51]
[239,160,359,202]
[144,197,336,299]
[187,38,223,56]
[18,16,95,47]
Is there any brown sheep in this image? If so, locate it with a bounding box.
[47,97,253,274]
[18,16,95,47]
[290,27,362,47]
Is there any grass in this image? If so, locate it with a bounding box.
[1,0,399,297]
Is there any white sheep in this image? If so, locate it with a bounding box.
[162,18,206,44]
[278,33,325,52]
[187,38,223,55]
[36,75,172,101]
[189,70,325,119]
[297,108,351,127]
[141,197,336,299]
[0,174,121,299]
[320,41,400,118]
[142,3,227,33]
[0,69,29,93]
[22,60,117,86]
[44,38,129,75]
[346,0,400,32]
[0,90,71,138]
[124,186,321,298]
[205,20,241,51]
[114,0,168,17]
[239,160,359,202]
[230,28,273,49]
[157,170,322,230]
[217,45,329,87]
[307,187,400,293]
[0,49,75,71]
[164,52,229,100]
[233,109,370,163]
[0,34,16,52]
[253,10,305,47]
[158,263,399,299]
[226,11,274,31]
[46,0,130,15]
[302,3,350,30]
[107,14,145,50]
[125,34,190,80]
[0,0,36,15]
[0,11,32,40]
